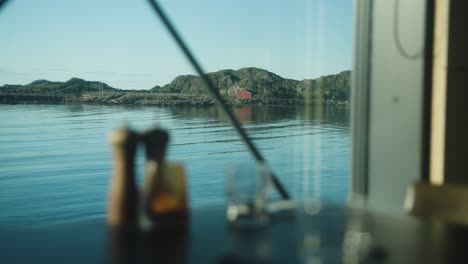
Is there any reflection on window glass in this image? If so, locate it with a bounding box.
[0,0,352,229]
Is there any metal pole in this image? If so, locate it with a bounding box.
[0,0,9,12]
[147,0,290,200]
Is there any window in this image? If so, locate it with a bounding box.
[0,0,353,230]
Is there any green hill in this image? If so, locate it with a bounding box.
[0,78,118,94]
[151,67,350,100]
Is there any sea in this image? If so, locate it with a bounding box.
[0,104,350,231]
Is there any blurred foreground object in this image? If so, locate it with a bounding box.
[107,128,139,229]
[143,128,189,229]
[226,162,271,229]
[406,181,468,226]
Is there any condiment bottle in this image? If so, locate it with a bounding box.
[142,128,188,229]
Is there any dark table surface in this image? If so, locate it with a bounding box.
[1,203,468,264]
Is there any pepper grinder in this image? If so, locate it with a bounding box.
[107,127,139,229]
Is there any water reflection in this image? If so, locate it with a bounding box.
[0,104,350,229]
[167,105,350,127]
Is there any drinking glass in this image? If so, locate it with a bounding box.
[225,161,272,229]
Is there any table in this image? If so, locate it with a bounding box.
[1,204,468,263]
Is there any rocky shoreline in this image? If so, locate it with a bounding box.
[0,92,349,107]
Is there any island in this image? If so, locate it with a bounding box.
[0,67,350,106]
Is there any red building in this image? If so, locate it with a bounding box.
[236,90,252,99]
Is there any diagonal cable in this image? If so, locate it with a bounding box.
[147,0,290,200]
[0,0,10,12]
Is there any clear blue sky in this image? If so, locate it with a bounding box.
[0,0,353,89]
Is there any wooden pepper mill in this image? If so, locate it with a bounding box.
[142,128,188,229]
[107,127,139,229]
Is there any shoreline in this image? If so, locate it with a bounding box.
[0,93,349,107]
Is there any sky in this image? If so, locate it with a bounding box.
[0,0,353,90]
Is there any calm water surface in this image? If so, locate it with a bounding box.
[0,104,350,230]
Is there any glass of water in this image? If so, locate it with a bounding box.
[225,161,272,229]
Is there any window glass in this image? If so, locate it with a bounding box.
[0,0,352,229]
